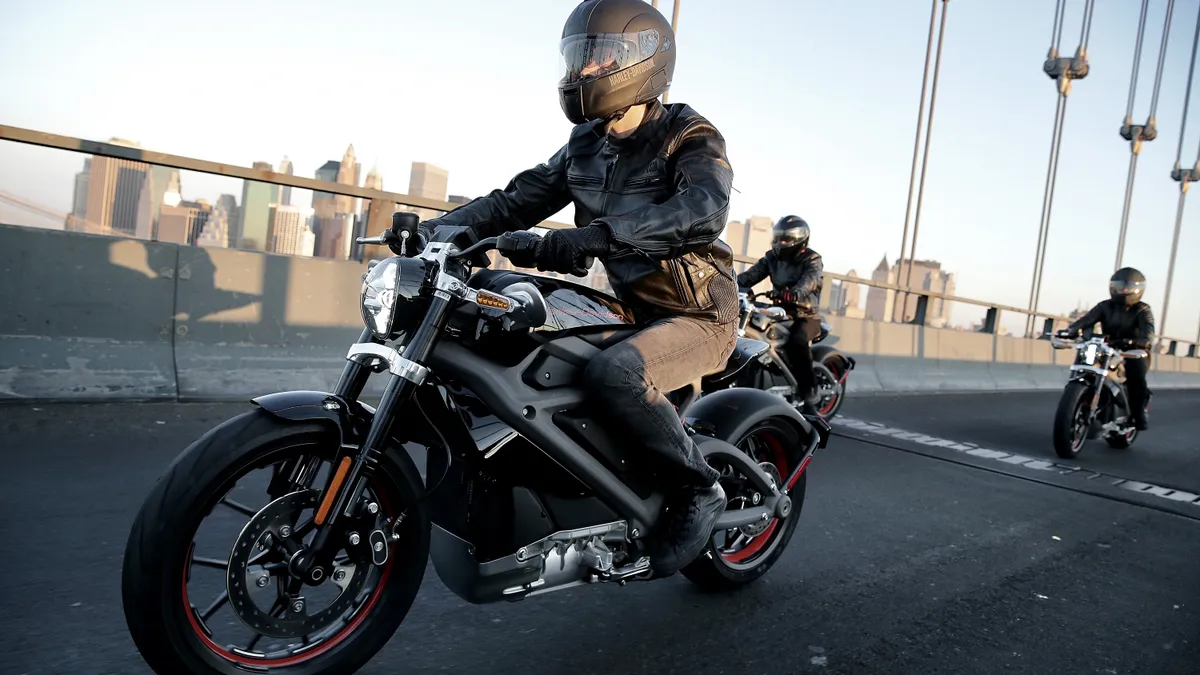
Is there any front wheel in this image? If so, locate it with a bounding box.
[1053,380,1093,459]
[122,409,430,675]
[682,418,806,592]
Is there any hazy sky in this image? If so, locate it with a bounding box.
[1,0,1199,338]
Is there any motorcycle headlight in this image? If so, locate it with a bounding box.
[1083,343,1098,365]
[360,257,428,339]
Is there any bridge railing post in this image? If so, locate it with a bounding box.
[1039,317,1056,339]
[908,294,929,326]
[980,307,999,334]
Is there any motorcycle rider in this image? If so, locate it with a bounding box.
[398,0,739,577]
[1056,267,1155,430]
[735,216,824,408]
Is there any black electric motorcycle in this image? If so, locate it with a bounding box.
[1050,333,1152,459]
[121,213,830,675]
[711,290,856,420]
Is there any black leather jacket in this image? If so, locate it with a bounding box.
[735,248,824,319]
[424,101,739,325]
[1066,299,1155,349]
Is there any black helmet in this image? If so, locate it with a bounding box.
[771,215,810,258]
[1109,267,1146,306]
[557,0,676,125]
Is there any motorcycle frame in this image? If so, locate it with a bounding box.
[250,240,830,605]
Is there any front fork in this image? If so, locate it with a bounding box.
[303,294,452,569]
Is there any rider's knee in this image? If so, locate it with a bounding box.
[583,345,643,395]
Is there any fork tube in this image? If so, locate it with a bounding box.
[310,293,453,559]
[335,326,379,401]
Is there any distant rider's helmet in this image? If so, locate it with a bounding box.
[771,215,810,260]
[1109,267,1146,307]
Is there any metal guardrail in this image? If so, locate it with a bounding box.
[1,123,1195,356]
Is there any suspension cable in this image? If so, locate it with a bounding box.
[1115,0,1176,271]
[1081,0,1097,51]
[1126,0,1151,122]
[1149,0,1177,120]
[1176,3,1200,168]
[900,0,951,316]
[1025,0,1093,337]
[1051,0,1066,55]
[895,0,942,318]
[1161,2,1200,349]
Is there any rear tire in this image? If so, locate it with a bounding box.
[681,419,806,592]
[121,408,429,675]
[1053,380,1092,460]
[812,360,846,420]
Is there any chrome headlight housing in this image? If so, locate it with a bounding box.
[1082,342,1098,365]
[360,257,428,339]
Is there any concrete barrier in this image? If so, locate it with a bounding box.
[0,226,178,400]
[171,245,384,400]
[1,223,1198,402]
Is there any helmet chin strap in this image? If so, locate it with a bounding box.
[590,105,634,137]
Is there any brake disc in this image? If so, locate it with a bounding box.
[226,490,368,639]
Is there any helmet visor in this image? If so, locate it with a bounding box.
[558,29,661,85]
[772,226,808,249]
[1109,279,1145,296]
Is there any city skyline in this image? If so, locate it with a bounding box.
[0,140,1134,332]
[4,0,1198,337]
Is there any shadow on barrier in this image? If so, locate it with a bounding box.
[0,224,381,401]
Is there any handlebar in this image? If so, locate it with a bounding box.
[1051,334,1149,359]
[448,236,499,261]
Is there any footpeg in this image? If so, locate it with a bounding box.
[368,529,389,566]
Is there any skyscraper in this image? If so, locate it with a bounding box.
[723,216,772,280]
[335,145,361,215]
[278,156,294,207]
[236,161,279,250]
[81,138,148,237]
[135,165,182,240]
[360,162,383,217]
[269,205,316,257]
[312,160,340,228]
[407,162,449,222]
[157,200,212,246]
[316,213,356,260]
[71,158,90,220]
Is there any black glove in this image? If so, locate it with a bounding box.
[533,226,609,276]
[496,231,542,269]
[1056,329,1077,339]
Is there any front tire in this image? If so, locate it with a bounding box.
[122,408,429,675]
[682,419,806,592]
[1053,380,1093,459]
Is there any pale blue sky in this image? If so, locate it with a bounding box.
[1,0,1198,338]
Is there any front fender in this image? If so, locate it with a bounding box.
[812,345,856,372]
[684,387,830,455]
[252,390,373,447]
[250,389,439,487]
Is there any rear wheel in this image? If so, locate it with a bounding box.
[122,409,429,675]
[812,360,846,420]
[682,419,807,592]
[1053,380,1093,459]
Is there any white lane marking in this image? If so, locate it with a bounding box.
[836,417,1200,508]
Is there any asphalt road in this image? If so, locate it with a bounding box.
[1,392,1198,675]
